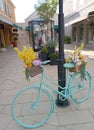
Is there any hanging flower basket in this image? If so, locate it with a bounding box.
[26,66,42,78]
[65,42,88,76]
[14,46,42,80]
[69,65,81,72]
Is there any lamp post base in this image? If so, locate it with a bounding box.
[56,96,70,107]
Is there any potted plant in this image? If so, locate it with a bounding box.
[46,40,57,60]
[46,40,57,53]
[48,53,58,65]
[12,36,18,47]
[0,42,7,52]
[39,46,48,61]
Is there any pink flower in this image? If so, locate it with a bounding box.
[33,59,41,66]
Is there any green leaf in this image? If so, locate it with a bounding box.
[25,69,30,81]
[35,0,58,23]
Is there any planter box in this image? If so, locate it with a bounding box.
[48,47,55,54]
[50,58,57,65]
[39,52,48,61]
[48,47,55,60]
[1,48,7,53]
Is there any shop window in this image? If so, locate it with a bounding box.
[30,18,53,51]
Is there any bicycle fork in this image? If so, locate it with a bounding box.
[31,72,44,109]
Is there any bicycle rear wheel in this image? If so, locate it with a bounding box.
[11,84,54,129]
[69,71,92,103]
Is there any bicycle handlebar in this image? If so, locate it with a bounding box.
[40,60,50,65]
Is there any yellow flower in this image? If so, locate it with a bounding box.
[73,42,84,56]
[66,57,71,63]
[14,46,36,67]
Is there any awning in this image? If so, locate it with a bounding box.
[13,24,23,30]
[65,15,88,26]
[54,25,58,30]
[25,26,30,31]
[0,15,12,25]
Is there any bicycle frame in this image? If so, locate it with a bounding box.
[34,62,91,105]
[36,65,73,102]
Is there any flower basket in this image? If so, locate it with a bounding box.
[26,66,42,78]
[69,65,81,72]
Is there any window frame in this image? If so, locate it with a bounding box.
[0,0,4,11]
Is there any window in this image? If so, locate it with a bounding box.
[13,29,18,32]
[72,27,76,41]
[0,0,4,11]
[6,4,11,16]
[11,28,18,33]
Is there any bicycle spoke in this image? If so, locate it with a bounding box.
[69,71,91,103]
[11,85,54,128]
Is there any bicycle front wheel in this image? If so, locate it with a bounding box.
[69,71,92,103]
[11,84,54,129]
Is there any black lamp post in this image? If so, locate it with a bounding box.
[56,0,69,106]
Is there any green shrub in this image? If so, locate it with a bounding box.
[48,53,58,59]
[41,46,48,53]
[64,36,71,44]
[46,40,57,48]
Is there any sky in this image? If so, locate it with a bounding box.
[11,0,38,22]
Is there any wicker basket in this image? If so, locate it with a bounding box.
[69,65,81,72]
[26,66,42,77]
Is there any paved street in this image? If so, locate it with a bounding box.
[0,44,94,130]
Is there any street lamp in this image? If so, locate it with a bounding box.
[56,0,69,106]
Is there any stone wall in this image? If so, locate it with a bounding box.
[17,23,30,45]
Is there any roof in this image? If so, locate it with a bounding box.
[25,11,58,25]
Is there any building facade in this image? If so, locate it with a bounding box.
[64,0,94,46]
[0,0,16,49]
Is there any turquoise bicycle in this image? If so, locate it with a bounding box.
[11,60,92,129]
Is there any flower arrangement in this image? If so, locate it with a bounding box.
[14,46,41,80]
[65,43,87,65]
[65,43,88,79]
